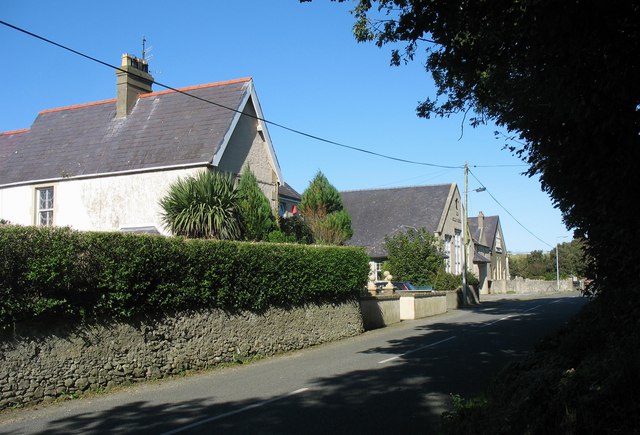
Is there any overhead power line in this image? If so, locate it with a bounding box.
[2,19,548,248]
[0,19,464,170]
[468,168,553,248]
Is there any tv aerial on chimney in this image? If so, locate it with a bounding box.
[142,36,153,62]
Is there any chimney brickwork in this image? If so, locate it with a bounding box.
[116,54,153,118]
[478,211,485,244]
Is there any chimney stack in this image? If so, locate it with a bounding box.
[116,54,153,118]
[478,211,485,242]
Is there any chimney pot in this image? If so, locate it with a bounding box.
[116,53,153,118]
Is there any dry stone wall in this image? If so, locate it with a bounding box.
[0,300,363,409]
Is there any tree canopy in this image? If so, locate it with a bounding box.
[509,239,588,280]
[383,226,443,287]
[321,0,639,296]
[299,171,353,245]
[308,2,640,432]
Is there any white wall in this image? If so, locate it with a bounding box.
[0,167,202,233]
[0,185,33,225]
[1,95,282,232]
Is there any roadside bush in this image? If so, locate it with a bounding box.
[278,215,313,244]
[440,292,640,434]
[0,225,369,330]
[432,272,462,291]
[383,226,443,286]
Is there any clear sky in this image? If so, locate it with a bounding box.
[0,0,573,253]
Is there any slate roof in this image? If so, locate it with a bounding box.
[0,129,28,180]
[341,183,454,258]
[468,214,500,248]
[473,251,492,263]
[0,78,252,186]
[278,182,301,201]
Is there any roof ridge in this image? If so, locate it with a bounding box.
[39,98,117,115]
[36,77,252,115]
[468,214,499,219]
[0,128,30,136]
[140,77,252,99]
[341,182,452,194]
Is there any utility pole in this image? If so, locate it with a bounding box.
[556,244,560,291]
[556,236,568,290]
[461,162,468,306]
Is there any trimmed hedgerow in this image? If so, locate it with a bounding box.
[0,225,369,330]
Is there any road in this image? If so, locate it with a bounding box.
[0,292,587,434]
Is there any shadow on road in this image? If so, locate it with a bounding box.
[2,295,587,435]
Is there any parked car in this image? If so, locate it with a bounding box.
[394,281,417,290]
[374,281,417,290]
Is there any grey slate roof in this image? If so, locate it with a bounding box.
[473,251,492,263]
[0,129,27,180]
[341,184,454,258]
[468,214,499,248]
[0,78,252,186]
[278,182,301,201]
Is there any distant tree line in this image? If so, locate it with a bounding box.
[508,239,588,280]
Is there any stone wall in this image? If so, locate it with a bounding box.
[489,277,579,294]
[359,292,448,330]
[399,293,448,320]
[0,300,363,410]
[359,295,401,330]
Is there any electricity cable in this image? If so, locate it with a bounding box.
[0,19,462,170]
[468,168,554,248]
[1,19,551,248]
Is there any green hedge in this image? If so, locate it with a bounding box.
[0,225,369,329]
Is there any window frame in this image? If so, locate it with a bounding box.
[35,185,55,226]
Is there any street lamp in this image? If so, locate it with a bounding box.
[556,236,568,290]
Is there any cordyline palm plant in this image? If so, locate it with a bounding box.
[160,170,242,240]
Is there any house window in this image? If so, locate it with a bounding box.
[36,187,54,226]
[444,235,452,273]
[454,230,462,275]
[369,261,383,280]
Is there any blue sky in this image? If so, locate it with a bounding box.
[0,0,573,253]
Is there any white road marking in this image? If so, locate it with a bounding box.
[160,388,310,434]
[378,336,457,364]
[379,303,548,364]
[479,304,542,328]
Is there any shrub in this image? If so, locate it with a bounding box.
[159,170,242,240]
[237,167,277,241]
[383,227,443,287]
[433,272,462,291]
[299,171,353,245]
[278,216,313,244]
[0,225,369,330]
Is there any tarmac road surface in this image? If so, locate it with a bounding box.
[0,292,587,434]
